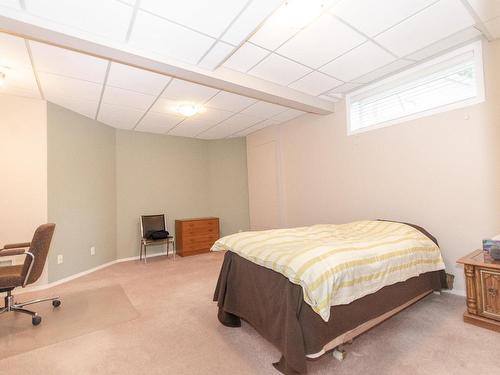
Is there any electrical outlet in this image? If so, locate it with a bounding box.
[57,254,63,264]
[90,246,95,256]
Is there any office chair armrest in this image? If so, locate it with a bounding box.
[0,248,35,287]
[0,248,28,257]
[2,242,31,249]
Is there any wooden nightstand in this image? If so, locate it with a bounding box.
[457,250,500,332]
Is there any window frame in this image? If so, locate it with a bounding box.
[345,40,485,136]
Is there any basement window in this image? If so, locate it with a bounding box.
[346,41,485,135]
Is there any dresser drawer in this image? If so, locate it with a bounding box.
[175,217,220,257]
[181,219,218,230]
[182,226,218,236]
[181,241,216,253]
[478,268,500,321]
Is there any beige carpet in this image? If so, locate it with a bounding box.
[0,285,139,360]
[0,252,498,375]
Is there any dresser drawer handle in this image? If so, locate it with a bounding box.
[487,288,497,297]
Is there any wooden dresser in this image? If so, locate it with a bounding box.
[457,250,500,332]
[175,217,219,257]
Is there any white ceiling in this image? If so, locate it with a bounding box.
[0,0,498,139]
[0,30,305,138]
[224,0,490,101]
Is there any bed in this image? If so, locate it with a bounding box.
[212,220,447,374]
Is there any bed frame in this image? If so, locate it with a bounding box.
[306,290,435,360]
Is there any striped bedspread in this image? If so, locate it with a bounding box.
[211,220,445,322]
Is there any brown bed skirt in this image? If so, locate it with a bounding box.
[214,251,445,374]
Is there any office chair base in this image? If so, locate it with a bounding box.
[1,291,61,326]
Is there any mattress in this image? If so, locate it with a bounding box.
[212,220,445,321]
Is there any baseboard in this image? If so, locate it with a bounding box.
[13,251,170,295]
[442,289,466,297]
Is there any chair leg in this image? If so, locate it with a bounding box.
[11,306,37,317]
[166,240,170,257]
[1,291,61,326]
[14,296,60,308]
[144,244,147,263]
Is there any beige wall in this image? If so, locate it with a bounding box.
[246,39,500,294]
[0,94,48,285]
[246,126,284,230]
[208,138,250,236]
[47,103,117,282]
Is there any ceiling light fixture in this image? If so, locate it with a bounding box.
[276,0,328,29]
[174,103,205,117]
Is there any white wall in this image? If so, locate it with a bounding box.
[246,39,500,294]
[0,94,48,286]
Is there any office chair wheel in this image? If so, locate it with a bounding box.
[52,299,61,308]
[32,316,42,326]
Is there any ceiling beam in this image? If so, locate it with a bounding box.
[0,13,335,115]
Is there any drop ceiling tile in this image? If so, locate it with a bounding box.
[248,4,300,50]
[327,82,361,94]
[198,41,234,70]
[318,94,341,102]
[107,62,171,96]
[249,53,312,85]
[222,0,283,45]
[466,0,500,22]
[30,41,108,83]
[140,0,248,38]
[199,113,264,139]
[134,126,169,135]
[271,109,306,123]
[485,16,500,38]
[0,0,22,9]
[353,59,414,84]
[150,97,181,115]
[0,32,31,69]
[161,78,219,103]
[405,27,482,61]
[167,122,202,138]
[129,10,216,65]
[0,67,40,99]
[289,71,343,96]
[205,91,257,112]
[240,100,288,118]
[375,0,475,57]
[135,111,184,133]
[49,97,99,119]
[320,41,395,82]
[331,0,436,37]
[24,0,133,41]
[98,103,145,129]
[168,107,234,136]
[192,107,234,125]
[276,14,366,69]
[234,118,280,137]
[38,72,102,102]
[101,86,156,110]
[222,43,269,72]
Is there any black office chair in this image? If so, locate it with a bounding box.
[139,214,175,262]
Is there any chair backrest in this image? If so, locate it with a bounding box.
[140,214,166,239]
[24,223,56,285]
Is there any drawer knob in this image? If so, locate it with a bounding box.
[487,288,497,297]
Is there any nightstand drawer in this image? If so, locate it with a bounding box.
[478,268,500,321]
